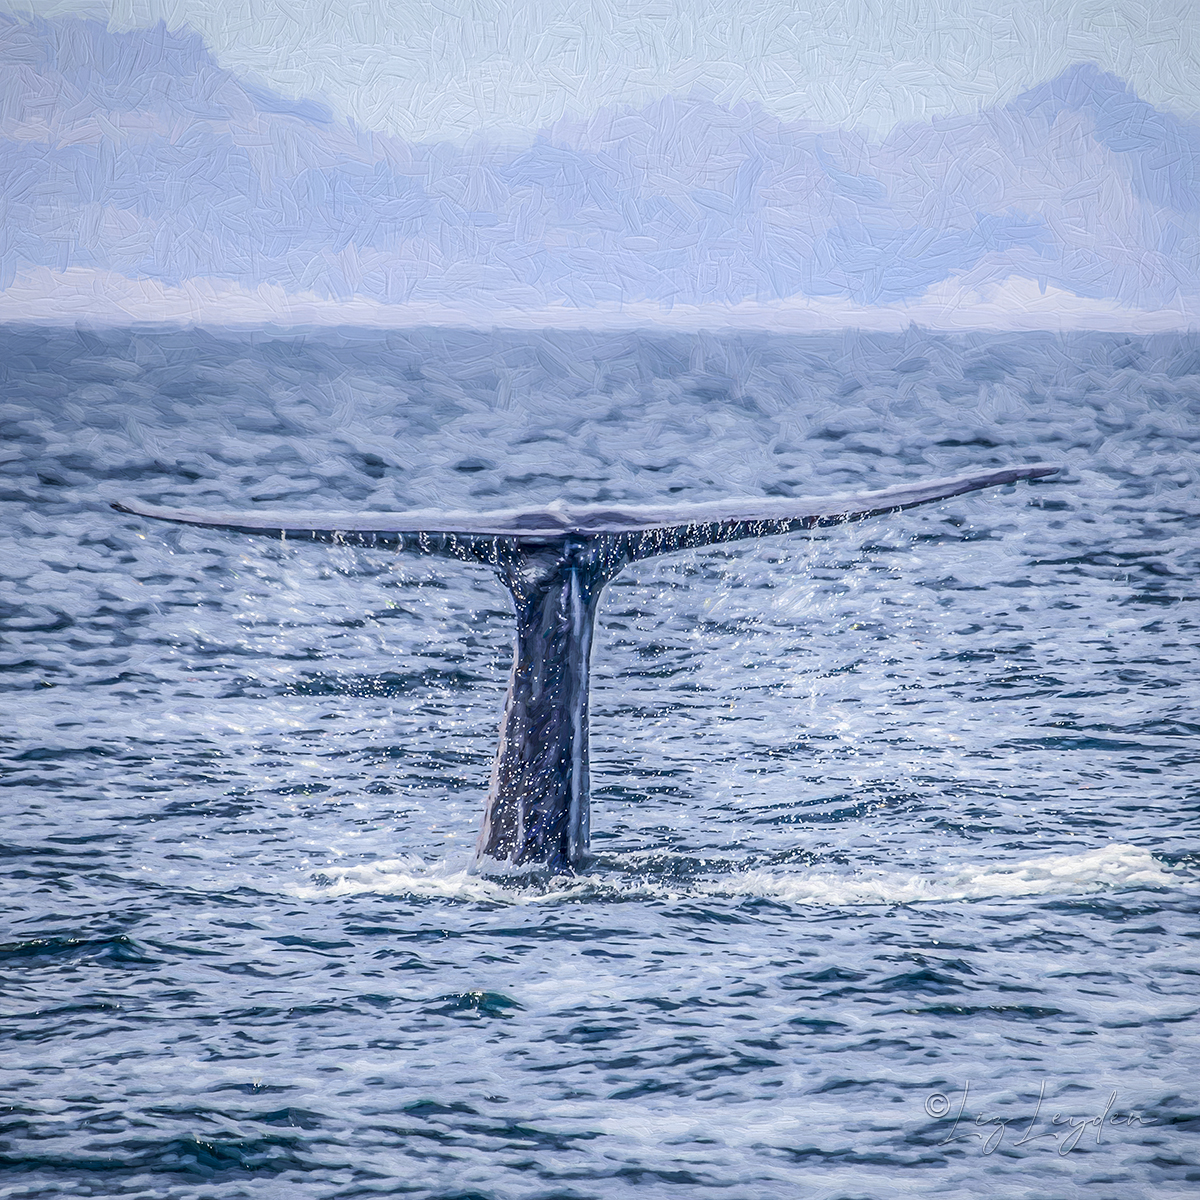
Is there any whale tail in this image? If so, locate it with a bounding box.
[114,463,1059,874]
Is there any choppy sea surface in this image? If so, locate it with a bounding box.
[1,324,1198,1200]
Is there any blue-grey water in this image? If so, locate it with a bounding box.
[1,324,1197,1200]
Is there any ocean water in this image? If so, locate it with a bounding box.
[0,323,1197,1200]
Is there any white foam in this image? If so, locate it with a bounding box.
[291,855,512,903]
[704,843,1176,906]
[291,843,1178,907]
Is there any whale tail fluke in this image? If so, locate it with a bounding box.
[111,464,1058,554]
[113,463,1059,875]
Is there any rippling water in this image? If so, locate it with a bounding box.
[1,324,1198,1199]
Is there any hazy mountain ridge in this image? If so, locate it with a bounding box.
[1,15,1197,313]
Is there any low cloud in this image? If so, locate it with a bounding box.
[3,266,1195,333]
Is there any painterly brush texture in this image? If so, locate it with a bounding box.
[1,14,1199,325]
[2,9,1199,1200]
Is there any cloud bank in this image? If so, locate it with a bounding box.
[3,265,1196,334]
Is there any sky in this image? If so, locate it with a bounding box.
[5,0,1198,145]
[2,1,1199,329]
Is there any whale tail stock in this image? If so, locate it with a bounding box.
[113,463,1059,875]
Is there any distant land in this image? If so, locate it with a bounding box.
[1,14,1198,331]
